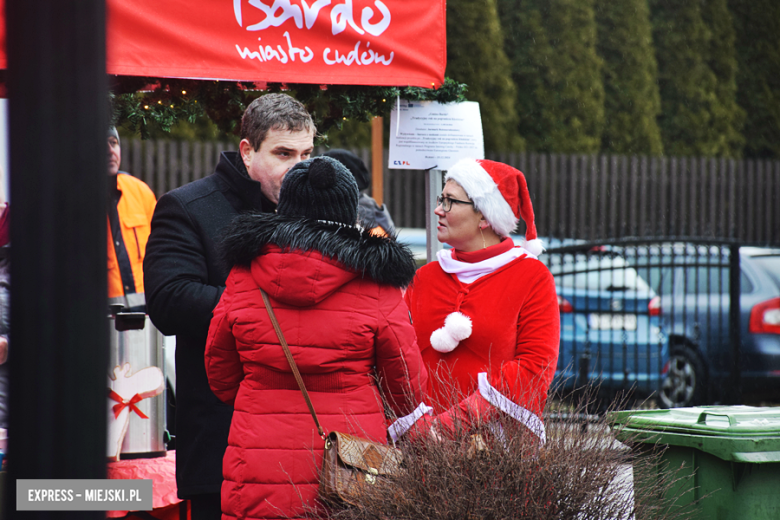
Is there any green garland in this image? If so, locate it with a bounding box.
[110,76,468,139]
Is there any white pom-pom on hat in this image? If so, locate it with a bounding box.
[430,312,472,353]
[523,238,545,257]
[445,159,544,253]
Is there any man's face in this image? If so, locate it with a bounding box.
[240,127,314,204]
[108,136,121,176]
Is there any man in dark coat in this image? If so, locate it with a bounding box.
[143,93,315,520]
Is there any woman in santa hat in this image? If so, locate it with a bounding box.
[389,159,560,446]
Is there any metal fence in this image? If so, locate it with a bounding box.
[122,139,239,198]
[543,241,763,408]
[496,154,780,248]
[124,140,779,248]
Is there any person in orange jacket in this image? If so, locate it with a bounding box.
[107,127,156,312]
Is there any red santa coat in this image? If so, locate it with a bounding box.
[205,215,425,520]
[404,249,559,440]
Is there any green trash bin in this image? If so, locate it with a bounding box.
[610,405,780,519]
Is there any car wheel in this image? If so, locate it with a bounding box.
[659,346,706,408]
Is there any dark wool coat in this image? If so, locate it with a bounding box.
[205,214,427,520]
[144,151,276,498]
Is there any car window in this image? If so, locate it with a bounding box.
[547,255,651,292]
[683,266,729,295]
[644,262,752,295]
[632,265,672,294]
[750,256,780,289]
[740,271,754,293]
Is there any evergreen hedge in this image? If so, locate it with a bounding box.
[701,0,745,157]
[446,0,523,152]
[594,0,663,155]
[650,0,721,156]
[729,0,780,158]
[499,0,604,154]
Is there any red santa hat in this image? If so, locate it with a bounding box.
[444,159,543,256]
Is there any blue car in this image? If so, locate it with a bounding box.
[541,250,669,398]
[630,244,780,407]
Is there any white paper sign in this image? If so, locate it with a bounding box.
[388,100,484,170]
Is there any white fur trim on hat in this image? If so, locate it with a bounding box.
[430,311,472,353]
[445,160,518,237]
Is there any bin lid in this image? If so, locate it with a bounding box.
[609,406,780,463]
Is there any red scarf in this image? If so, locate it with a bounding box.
[451,236,514,263]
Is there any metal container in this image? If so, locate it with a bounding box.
[108,312,167,458]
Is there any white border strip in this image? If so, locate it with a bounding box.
[478,372,545,445]
[388,402,434,443]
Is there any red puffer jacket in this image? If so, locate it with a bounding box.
[205,214,425,520]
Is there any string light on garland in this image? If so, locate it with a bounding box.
[110,76,467,139]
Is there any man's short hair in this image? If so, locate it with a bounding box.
[241,93,316,151]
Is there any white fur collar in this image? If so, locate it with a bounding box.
[437,246,537,284]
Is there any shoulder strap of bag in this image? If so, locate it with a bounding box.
[108,176,138,297]
[260,288,325,439]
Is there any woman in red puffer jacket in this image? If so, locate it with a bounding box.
[205,156,426,520]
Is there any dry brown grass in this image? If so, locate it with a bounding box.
[304,381,697,520]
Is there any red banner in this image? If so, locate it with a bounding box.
[0,1,446,88]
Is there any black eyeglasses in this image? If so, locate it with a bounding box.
[436,195,474,212]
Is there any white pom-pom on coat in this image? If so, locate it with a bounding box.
[430,311,473,353]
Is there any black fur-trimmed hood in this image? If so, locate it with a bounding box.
[220,212,417,288]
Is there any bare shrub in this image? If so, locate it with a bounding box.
[304,377,697,520]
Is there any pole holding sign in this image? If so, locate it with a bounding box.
[425,168,443,262]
